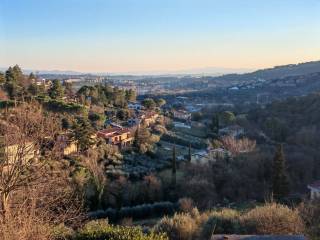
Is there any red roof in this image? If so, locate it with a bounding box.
[308,180,320,189]
[97,127,130,139]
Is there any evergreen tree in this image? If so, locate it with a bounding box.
[188,143,192,162]
[272,144,290,200]
[0,72,5,84]
[48,80,64,99]
[211,113,220,134]
[63,81,74,98]
[27,83,39,96]
[125,89,136,102]
[72,117,95,153]
[28,72,36,81]
[172,144,177,186]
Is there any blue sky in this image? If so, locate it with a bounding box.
[1,0,320,73]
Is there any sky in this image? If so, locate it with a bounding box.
[0,0,320,74]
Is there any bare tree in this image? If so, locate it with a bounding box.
[0,103,61,220]
[220,136,256,156]
[81,148,107,209]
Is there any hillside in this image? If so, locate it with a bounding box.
[211,60,320,83]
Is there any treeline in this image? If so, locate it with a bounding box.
[77,85,136,107]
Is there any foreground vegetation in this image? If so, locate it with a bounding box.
[0,65,320,240]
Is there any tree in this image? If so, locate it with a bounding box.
[272,144,290,200]
[82,148,107,210]
[188,144,192,162]
[172,144,177,186]
[48,79,64,99]
[0,72,5,84]
[142,98,156,110]
[219,111,236,126]
[211,113,220,134]
[133,126,159,153]
[220,136,256,156]
[0,103,61,220]
[155,98,166,108]
[27,83,39,96]
[125,89,136,102]
[28,72,36,81]
[63,81,74,99]
[72,117,95,153]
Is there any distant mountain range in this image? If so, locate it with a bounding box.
[0,66,254,77]
[1,60,320,79]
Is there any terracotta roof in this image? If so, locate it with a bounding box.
[98,127,121,135]
[308,180,320,189]
[97,127,130,139]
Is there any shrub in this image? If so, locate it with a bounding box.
[201,209,241,238]
[88,202,178,222]
[178,198,194,213]
[76,220,168,240]
[154,213,198,240]
[241,203,305,234]
[298,200,320,239]
[51,223,75,240]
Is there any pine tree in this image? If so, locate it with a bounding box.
[0,72,5,84]
[48,79,64,99]
[172,144,177,186]
[188,143,192,162]
[211,113,220,134]
[272,144,290,200]
[72,117,95,153]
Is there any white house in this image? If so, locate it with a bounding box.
[308,180,320,200]
[128,102,143,111]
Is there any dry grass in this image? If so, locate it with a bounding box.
[154,213,198,240]
[241,203,305,234]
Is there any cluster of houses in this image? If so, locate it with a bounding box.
[97,105,159,149]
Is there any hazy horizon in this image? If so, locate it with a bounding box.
[1,0,320,73]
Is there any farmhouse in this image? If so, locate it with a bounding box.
[97,127,133,148]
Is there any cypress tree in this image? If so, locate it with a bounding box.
[272,144,289,200]
[172,144,177,186]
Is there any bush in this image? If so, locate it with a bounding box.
[51,224,75,240]
[241,203,305,234]
[178,198,194,213]
[88,202,178,222]
[75,220,168,240]
[201,209,241,238]
[298,200,320,239]
[154,213,198,240]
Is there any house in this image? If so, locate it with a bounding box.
[219,125,244,138]
[308,180,320,200]
[33,78,52,90]
[172,110,191,121]
[128,102,143,111]
[97,127,133,148]
[56,134,78,156]
[4,142,38,164]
